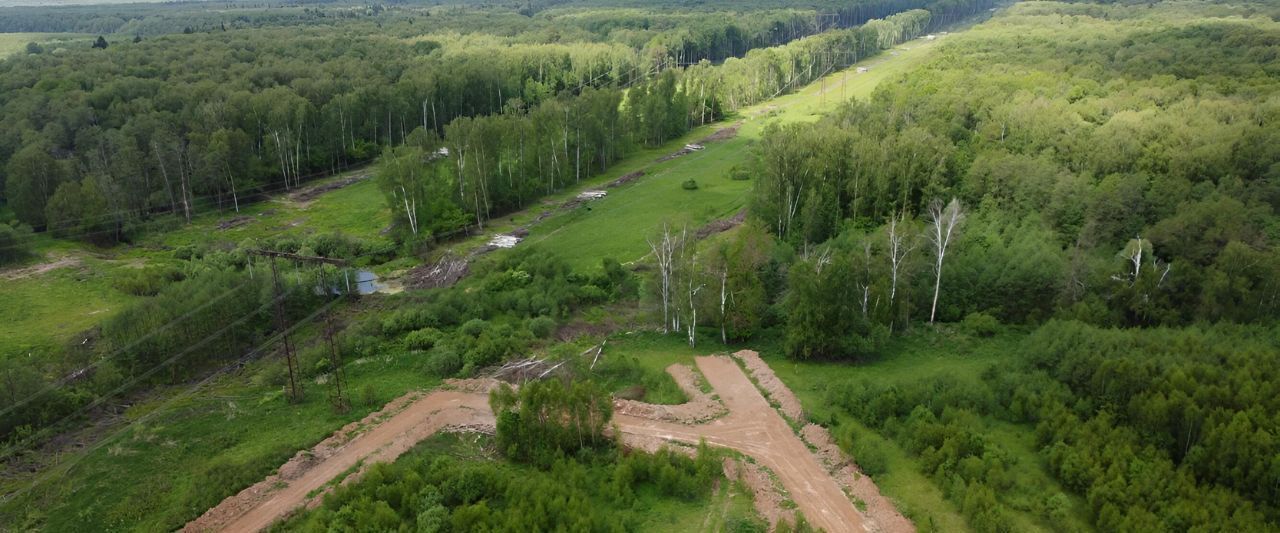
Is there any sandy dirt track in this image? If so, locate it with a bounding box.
[188,356,900,533]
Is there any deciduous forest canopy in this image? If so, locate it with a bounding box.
[1,0,1277,531]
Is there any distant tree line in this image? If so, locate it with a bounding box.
[375,6,968,246]
[0,0,979,248]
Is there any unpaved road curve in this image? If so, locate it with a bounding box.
[189,357,873,533]
[191,392,492,533]
[618,356,864,532]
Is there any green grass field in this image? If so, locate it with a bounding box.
[0,257,134,356]
[0,33,88,57]
[0,169,389,358]
[1,325,436,531]
[141,171,392,251]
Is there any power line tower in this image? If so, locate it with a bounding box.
[324,315,349,413]
[249,250,348,405]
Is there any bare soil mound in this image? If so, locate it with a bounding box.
[697,121,742,144]
[403,253,470,290]
[0,254,82,281]
[614,363,726,424]
[724,458,791,530]
[183,391,426,532]
[216,216,254,231]
[695,209,747,239]
[607,170,645,188]
[289,174,370,204]
[802,424,914,533]
[732,349,804,422]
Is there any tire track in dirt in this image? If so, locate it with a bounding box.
[188,356,901,533]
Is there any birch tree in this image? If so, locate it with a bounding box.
[927,198,965,323]
[887,214,916,305]
[647,223,681,334]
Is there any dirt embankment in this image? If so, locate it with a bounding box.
[723,457,792,530]
[288,174,370,205]
[183,391,428,532]
[613,363,726,424]
[183,390,492,533]
[732,350,805,423]
[802,424,914,533]
[695,209,747,239]
[189,354,903,533]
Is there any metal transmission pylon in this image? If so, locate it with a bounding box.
[249,249,349,405]
[324,314,349,413]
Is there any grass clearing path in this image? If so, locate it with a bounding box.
[522,35,947,272]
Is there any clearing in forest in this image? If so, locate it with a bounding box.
[522,34,946,271]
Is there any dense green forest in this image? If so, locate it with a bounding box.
[3,0,1279,531]
[647,1,1278,531]
[374,8,946,242]
[0,0,989,252]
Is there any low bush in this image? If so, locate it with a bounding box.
[961,312,1000,337]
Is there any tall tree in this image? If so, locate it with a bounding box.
[926,198,964,323]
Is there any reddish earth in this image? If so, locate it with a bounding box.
[187,355,908,533]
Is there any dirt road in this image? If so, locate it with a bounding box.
[189,357,878,533]
[187,391,492,533]
[617,356,865,532]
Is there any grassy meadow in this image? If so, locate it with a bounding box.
[0,168,389,359]
[0,33,87,57]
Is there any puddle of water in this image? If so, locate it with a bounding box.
[352,270,381,295]
[317,269,382,295]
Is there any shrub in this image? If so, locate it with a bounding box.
[404,327,442,350]
[681,179,699,190]
[0,222,34,265]
[528,316,556,339]
[961,312,1000,337]
[361,384,378,407]
[425,347,463,377]
[577,284,608,304]
[848,429,890,477]
[459,318,489,337]
[113,266,185,296]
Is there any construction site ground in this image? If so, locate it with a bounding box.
[187,352,911,533]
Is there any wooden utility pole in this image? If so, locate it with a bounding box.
[250,250,349,404]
